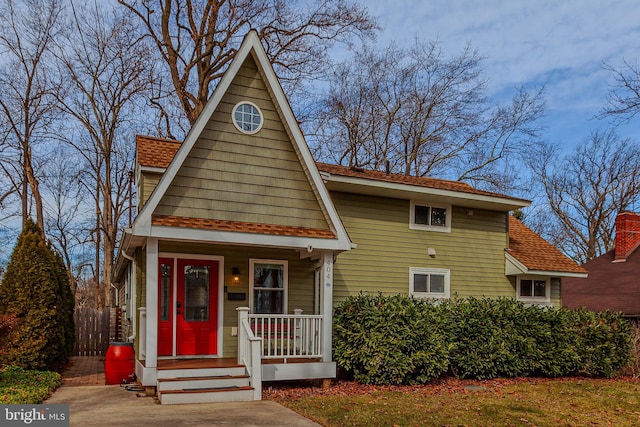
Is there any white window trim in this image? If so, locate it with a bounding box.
[516,275,551,304]
[409,200,452,232]
[249,258,288,314]
[232,101,264,134]
[409,267,451,299]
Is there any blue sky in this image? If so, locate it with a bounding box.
[361,0,640,147]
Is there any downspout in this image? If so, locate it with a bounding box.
[122,251,137,342]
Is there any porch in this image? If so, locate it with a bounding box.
[136,307,335,404]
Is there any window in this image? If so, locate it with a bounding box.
[410,201,451,232]
[410,267,450,299]
[232,101,263,134]
[249,259,288,314]
[517,276,550,303]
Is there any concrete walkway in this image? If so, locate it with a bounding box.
[46,357,321,427]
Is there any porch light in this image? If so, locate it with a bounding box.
[231,267,241,285]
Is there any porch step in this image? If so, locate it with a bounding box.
[156,365,246,379]
[156,362,257,404]
[157,374,250,392]
[158,386,255,405]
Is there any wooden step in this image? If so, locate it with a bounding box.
[158,386,255,404]
[156,366,246,379]
[157,374,250,392]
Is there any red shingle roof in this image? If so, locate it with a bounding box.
[316,162,525,203]
[508,216,587,274]
[152,215,336,239]
[136,135,181,169]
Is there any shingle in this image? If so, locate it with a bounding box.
[152,215,336,239]
[508,216,587,274]
[136,135,181,169]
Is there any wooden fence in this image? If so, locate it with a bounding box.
[73,307,120,356]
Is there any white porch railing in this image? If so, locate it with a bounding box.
[236,308,262,400]
[248,310,323,361]
[138,307,147,360]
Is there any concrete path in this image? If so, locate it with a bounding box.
[45,357,321,427]
[46,385,321,427]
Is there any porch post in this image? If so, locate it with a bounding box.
[145,237,158,369]
[319,251,334,362]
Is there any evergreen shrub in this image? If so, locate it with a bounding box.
[333,293,632,384]
[0,219,75,371]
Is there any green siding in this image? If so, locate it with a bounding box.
[154,55,330,231]
[139,172,161,208]
[157,241,317,358]
[331,191,517,302]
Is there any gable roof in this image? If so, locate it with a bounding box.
[563,247,640,315]
[317,163,530,212]
[129,30,351,252]
[506,216,587,277]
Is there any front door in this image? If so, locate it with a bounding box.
[157,258,219,356]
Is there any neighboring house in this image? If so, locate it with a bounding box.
[563,211,640,319]
[113,31,586,404]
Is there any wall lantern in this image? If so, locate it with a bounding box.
[231,267,241,285]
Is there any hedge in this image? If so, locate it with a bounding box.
[334,294,633,384]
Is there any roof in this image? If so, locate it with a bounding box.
[507,216,587,275]
[136,135,181,169]
[563,247,640,316]
[316,163,516,200]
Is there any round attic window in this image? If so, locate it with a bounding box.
[232,101,263,134]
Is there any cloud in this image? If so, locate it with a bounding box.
[361,0,640,141]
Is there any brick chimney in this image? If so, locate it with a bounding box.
[614,211,640,261]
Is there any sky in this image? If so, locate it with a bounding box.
[360,0,640,148]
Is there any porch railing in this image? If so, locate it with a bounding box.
[236,308,262,400]
[248,310,323,361]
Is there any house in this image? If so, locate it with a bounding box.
[113,31,586,404]
[563,211,640,319]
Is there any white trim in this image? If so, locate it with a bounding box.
[145,238,159,369]
[409,267,451,299]
[150,226,348,250]
[140,166,167,174]
[249,259,288,314]
[410,200,452,232]
[232,101,264,134]
[130,31,351,252]
[516,275,551,304]
[324,173,530,211]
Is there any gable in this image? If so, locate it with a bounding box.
[153,55,330,231]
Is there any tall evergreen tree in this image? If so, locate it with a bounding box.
[0,218,74,371]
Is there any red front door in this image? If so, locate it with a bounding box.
[176,259,219,355]
[157,258,219,356]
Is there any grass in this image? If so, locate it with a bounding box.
[270,377,640,426]
[0,365,61,404]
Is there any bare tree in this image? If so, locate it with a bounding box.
[0,0,63,233]
[532,130,640,263]
[53,1,150,308]
[601,60,640,123]
[311,40,545,192]
[117,0,377,137]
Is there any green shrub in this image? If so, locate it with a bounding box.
[333,293,633,384]
[334,293,449,385]
[0,219,75,371]
[0,365,61,404]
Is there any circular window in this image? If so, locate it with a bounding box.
[232,101,263,134]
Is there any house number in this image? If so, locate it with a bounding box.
[325,264,332,287]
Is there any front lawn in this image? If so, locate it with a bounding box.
[266,377,640,426]
[0,366,61,404]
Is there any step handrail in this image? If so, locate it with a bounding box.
[236,307,262,400]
